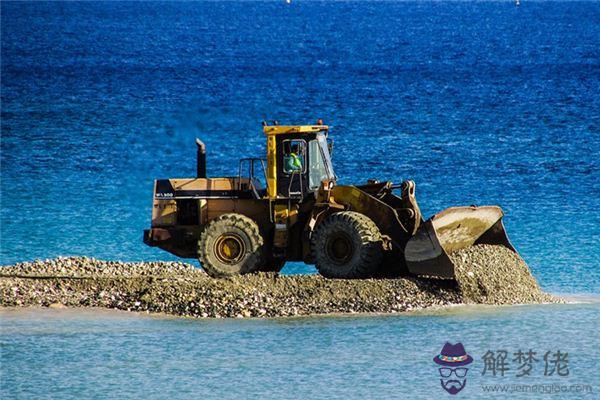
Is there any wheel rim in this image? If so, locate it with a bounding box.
[214,234,246,265]
[326,232,354,264]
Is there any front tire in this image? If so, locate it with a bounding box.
[311,211,383,278]
[198,213,264,278]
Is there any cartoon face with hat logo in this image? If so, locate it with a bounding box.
[433,342,473,395]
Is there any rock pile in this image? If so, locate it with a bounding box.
[450,244,556,304]
[0,257,460,317]
[0,256,204,278]
[0,247,560,318]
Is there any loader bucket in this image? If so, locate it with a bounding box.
[404,206,516,279]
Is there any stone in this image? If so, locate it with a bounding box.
[0,252,560,318]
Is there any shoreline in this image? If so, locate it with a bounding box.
[1,297,587,321]
[0,303,457,320]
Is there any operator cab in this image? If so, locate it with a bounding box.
[262,121,336,199]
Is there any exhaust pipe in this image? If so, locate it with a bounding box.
[196,138,206,178]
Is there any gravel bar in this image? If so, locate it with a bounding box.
[0,246,561,318]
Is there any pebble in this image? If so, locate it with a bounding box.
[449,244,559,304]
[0,250,560,318]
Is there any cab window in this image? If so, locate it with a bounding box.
[308,139,328,189]
[282,139,306,174]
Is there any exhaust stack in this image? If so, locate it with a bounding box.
[196,138,206,178]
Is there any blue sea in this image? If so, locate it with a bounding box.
[1,1,599,399]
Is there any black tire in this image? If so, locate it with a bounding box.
[198,213,264,278]
[377,249,408,278]
[311,211,383,279]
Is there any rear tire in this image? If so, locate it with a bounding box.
[198,213,264,278]
[311,211,383,279]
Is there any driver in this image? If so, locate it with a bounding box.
[285,144,303,173]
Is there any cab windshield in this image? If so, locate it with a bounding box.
[308,133,336,190]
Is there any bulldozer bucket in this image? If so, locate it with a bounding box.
[404,206,516,279]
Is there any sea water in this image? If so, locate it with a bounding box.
[1,1,598,398]
[1,301,598,400]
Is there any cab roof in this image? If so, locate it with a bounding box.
[263,124,329,135]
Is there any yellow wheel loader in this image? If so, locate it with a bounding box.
[143,121,516,279]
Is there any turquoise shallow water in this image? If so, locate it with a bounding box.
[1,300,598,399]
